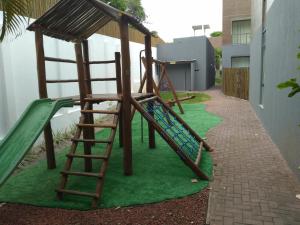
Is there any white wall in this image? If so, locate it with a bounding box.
[0,18,157,140]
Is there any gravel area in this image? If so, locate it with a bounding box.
[0,189,209,225]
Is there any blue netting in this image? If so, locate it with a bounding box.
[142,100,200,162]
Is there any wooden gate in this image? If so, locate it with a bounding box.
[222,68,249,100]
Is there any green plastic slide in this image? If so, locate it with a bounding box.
[0,98,74,187]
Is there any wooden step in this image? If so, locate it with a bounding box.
[66,153,108,160]
[77,123,117,129]
[71,138,112,144]
[81,109,119,114]
[61,171,103,178]
[56,189,99,198]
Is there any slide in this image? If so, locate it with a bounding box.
[0,98,74,187]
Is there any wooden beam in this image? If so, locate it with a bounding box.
[82,40,95,142]
[145,34,156,149]
[115,52,123,148]
[35,30,56,170]
[75,42,92,172]
[44,57,76,64]
[120,17,132,175]
[195,142,203,166]
[86,60,116,64]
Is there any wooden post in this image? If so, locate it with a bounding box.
[82,40,95,141]
[120,17,132,175]
[75,42,92,172]
[115,52,123,147]
[35,30,56,169]
[145,34,156,148]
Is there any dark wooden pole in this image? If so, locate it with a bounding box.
[120,17,132,175]
[115,52,123,147]
[145,34,156,148]
[82,40,95,141]
[75,42,92,172]
[35,30,56,169]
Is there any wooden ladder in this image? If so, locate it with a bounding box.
[56,99,121,208]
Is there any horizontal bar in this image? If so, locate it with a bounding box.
[45,56,76,64]
[85,60,115,65]
[56,188,98,198]
[61,170,103,178]
[77,123,117,129]
[71,138,112,143]
[46,79,78,83]
[66,153,108,160]
[81,109,119,114]
[138,96,158,104]
[85,78,117,82]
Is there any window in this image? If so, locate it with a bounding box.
[232,19,251,44]
[231,57,250,68]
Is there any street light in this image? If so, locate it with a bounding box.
[192,24,210,36]
[192,25,202,36]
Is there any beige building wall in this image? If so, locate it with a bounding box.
[223,0,251,45]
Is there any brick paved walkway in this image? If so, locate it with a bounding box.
[204,89,300,225]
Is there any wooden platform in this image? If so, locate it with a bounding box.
[54,93,154,103]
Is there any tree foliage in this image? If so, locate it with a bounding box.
[277,46,300,97]
[277,78,300,97]
[101,0,127,11]
[215,47,222,70]
[0,0,30,41]
[125,0,146,22]
[210,31,223,37]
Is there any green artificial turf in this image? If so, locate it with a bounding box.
[0,104,221,210]
[160,91,211,104]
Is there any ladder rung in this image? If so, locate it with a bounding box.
[61,171,103,178]
[81,109,119,114]
[71,138,112,143]
[56,189,98,198]
[66,153,108,160]
[86,78,117,82]
[77,123,117,128]
[45,56,76,64]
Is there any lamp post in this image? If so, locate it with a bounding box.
[192,24,210,36]
[203,24,210,36]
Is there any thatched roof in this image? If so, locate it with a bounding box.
[27,0,151,42]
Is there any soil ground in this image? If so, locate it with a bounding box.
[0,189,209,225]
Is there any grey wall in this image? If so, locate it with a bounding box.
[250,0,300,179]
[222,44,250,68]
[163,64,192,91]
[157,36,215,91]
[207,40,216,87]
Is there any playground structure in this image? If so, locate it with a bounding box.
[137,57,195,114]
[0,0,215,208]
[152,59,196,111]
